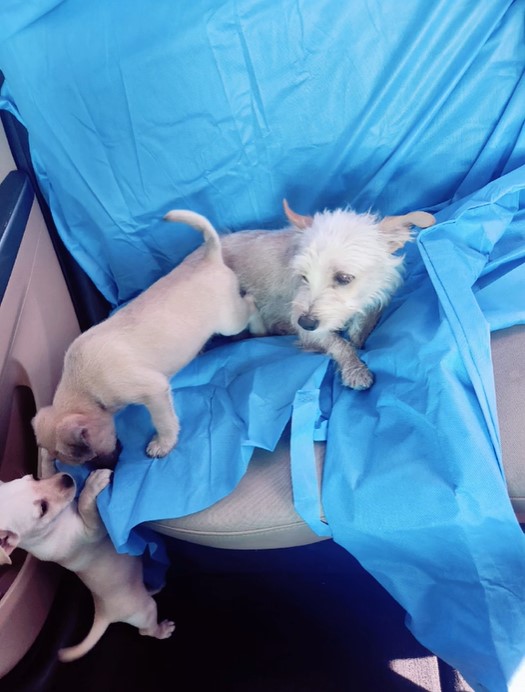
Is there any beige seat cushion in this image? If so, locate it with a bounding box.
[148,325,524,549]
[148,429,327,550]
[492,325,525,519]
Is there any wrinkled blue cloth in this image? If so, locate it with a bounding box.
[322,168,525,690]
[1,0,524,306]
[2,1,525,689]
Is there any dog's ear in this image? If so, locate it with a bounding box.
[56,414,93,457]
[379,211,436,251]
[283,199,314,230]
[0,529,20,565]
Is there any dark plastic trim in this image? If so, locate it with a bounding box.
[0,170,34,303]
[0,70,110,329]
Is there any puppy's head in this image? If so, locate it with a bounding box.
[0,473,76,565]
[283,200,435,334]
[32,406,119,467]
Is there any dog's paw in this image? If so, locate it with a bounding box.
[156,619,176,639]
[146,434,177,458]
[340,363,374,390]
[85,469,113,496]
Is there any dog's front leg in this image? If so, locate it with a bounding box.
[299,331,374,390]
[78,469,112,538]
[137,374,180,458]
[346,306,382,349]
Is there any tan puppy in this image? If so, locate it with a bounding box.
[33,211,257,464]
[219,200,435,389]
[0,470,174,662]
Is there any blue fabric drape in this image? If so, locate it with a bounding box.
[1,0,524,306]
[2,1,525,688]
[322,168,525,690]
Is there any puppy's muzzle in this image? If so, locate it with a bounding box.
[60,473,76,489]
[297,314,320,331]
[91,439,123,470]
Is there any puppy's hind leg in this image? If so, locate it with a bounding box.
[219,293,265,337]
[244,294,267,336]
[127,596,175,640]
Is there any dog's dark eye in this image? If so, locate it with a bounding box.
[299,274,309,284]
[40,500,49,516]
[334,272,354,286]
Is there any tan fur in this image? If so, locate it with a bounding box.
[33,210,258,464]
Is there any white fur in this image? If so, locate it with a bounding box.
[0,470,174,662]
[218,202,435,389]
[290,209,405,333]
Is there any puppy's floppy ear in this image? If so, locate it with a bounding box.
[379,211,436,252]
[283,199,314,230]
[56,414,93,456]
[0,529,20,565]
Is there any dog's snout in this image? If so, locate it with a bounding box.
[92,439,122,470]
[60,473,75,489]
[298,314,320,331]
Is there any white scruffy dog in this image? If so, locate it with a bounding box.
[219,200,435,389]
[0,469,174,662]
[32,210,258,465]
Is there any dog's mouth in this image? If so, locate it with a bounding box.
[296,314,335,334]
[295,309,352,336]
[90,439,123,470]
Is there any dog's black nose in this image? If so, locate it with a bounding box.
[92,439,123,470]
[61,474,75,489]
[298,314,320,331]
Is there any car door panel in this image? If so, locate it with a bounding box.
[0,127,80,676]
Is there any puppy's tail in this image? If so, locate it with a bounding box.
[57,608,110,663]
[164,209,222,260]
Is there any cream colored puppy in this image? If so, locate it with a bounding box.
[0,469,174,662]
[33,211,257,464]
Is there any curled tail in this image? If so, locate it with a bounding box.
[57,608,110,663]
[164,209,222,259]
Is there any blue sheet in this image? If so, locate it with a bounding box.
[322,168,525,690]
[1,0,524,306]
[1,1,525,689]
